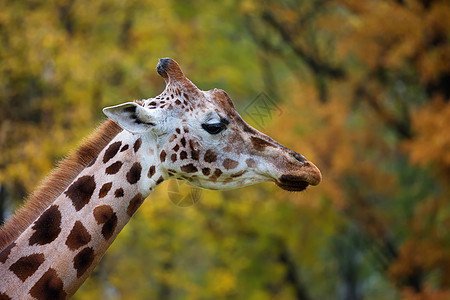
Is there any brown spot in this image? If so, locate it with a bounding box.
[160,150,166,162]
[9,253,45,282]
[168,104,173,110]
[250,136,274,151]
[115,188,124,198]
[99,182,112,198]
[223,158,239,170]
[73,247,95,278]
[210,169,223,182]
[93,205,114,224]
[120,144,129,152]
[181,163,198,173]
[155,176,164,185]
[65,175,96,211]
[29,205,61,246]
[169,134,177,142]
[204,149,217,163]
[127,193,145,217]
[173,144,180,152]
[214,169,223,177]
[0,293,11,300]
[126,162,142,184]
[246,158,257,168]
[180,151,188,159]
[180,137,186,147]
[29,268,66,300]
[0,242,15,263]
[202,168,211,176]
[183,126,189,133]
[175,100,181,105]
[93,205,117,240]
[133,138,142,152]
[103,141,122,163]
[105,161,123,175]
[223,145,232,152]
[171,153,177,162]
[189,140,200,160]
[66,221,91,251]
[148,166,156,178]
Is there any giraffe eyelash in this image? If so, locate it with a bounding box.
[202,122,227,134]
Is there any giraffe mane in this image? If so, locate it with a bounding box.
[0,119,122,251]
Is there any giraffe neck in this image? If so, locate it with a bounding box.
[0,131,165,299]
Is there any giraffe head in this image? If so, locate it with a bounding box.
[103,58,321,192]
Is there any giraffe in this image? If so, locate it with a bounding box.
[0,58,321,299]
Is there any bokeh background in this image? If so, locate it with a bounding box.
[1,0,449,299]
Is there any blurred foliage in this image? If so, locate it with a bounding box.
[1,0,449,299]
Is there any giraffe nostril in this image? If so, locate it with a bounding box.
[293,153,307,163]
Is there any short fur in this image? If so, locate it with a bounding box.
[0,120,122,251]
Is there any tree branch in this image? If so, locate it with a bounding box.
[261,11,346,80]
[354,71,413,139]
[278,240,312,300]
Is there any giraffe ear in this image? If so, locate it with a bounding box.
[103,102,156,134]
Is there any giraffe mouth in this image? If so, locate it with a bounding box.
[275,175,310,192]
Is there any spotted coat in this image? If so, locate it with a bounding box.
[0,58,321,299]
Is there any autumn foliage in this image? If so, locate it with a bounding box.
[0,0,449,299]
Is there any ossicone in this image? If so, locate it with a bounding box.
[156,58,201,96]
[157,58,185,82]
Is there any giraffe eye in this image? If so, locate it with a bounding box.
[202,123,226,135]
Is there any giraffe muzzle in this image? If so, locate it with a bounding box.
[275,160,322,192]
